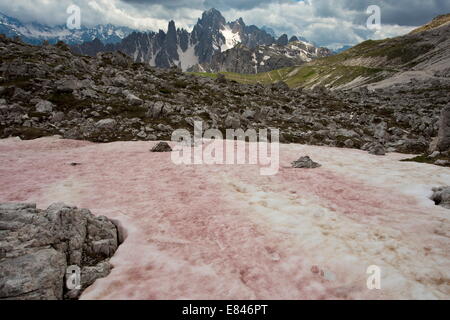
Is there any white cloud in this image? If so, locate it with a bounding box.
[0,0,202,31]
[0,0,443,48]
[219,1,418,48]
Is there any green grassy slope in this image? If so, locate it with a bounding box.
[189,67,295,85]
[410,13,450,34]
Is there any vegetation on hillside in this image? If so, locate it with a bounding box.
[189,18,445,89]
[410,13,450,34]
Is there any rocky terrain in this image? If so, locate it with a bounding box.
[0,202,119,300]
[70,8,326,72]
[1,33,449,164]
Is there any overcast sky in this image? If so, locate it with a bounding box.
[0,0,449,49]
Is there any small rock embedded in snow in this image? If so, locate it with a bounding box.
[292,156,321,168]
[151,142,172,152]
[368,143,386,156]
[431,186,450,209]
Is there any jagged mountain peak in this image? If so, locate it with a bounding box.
[203,8,223,17]
[67,8,326,72]
[234,17,245,26]
[167,20,177,35]
[276,34,289,46]
[197,8,226,29]
[199,38,332,74]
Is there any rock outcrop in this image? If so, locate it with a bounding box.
[0,203,119,300]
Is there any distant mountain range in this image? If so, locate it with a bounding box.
[194,40,332,74]
[71,9,332,72]
[0,12,135,45]
[0,8,332,72]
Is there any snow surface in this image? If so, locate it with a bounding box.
[177,44,199,71]
[149,48,159,67]
[252,53,258,73]
[0,136,449,300]
[220,26,241,52]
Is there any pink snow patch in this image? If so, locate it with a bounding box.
[0,136,449,299]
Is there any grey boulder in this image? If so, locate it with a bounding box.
[35,100,54,114]
[292,156,321,168]
[368,143,386,156]
[151,141,172,152]
[95,118,117,130]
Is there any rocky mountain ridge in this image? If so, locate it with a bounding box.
[70,8,328,71]
[193,40,332,74]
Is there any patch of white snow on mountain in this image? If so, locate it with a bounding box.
[149,49,159,67]
[177,44,199,71]
[252,52,258,73]
[220,25,241,52]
